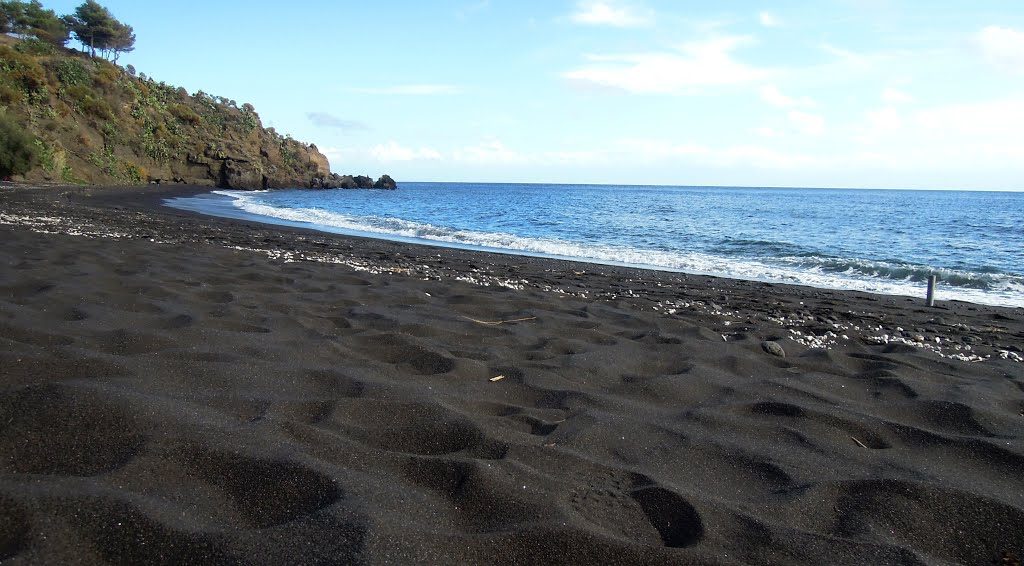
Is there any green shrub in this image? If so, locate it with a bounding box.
[87,147,144,184]
[0,81,23,105]
[0,113,39,178]
[92,64,119,90]
[87,147,116,175]
[63,83,91,102]
[239,106,259,132]
[54,59,89,87]
[122,162,145,184]
[99,120,118,143]
[168,103,200,126]
[64,84,113,119]
[33,138,55,170]
[80,95,112,119]
[0,45,47,94]
[279,138,299,168]
[141,119,175,162]
[13,38,55,56]
[60,165,78,183]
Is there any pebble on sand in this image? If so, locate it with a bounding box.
[761,340,786,357]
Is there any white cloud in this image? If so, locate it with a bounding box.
[453,140,527,164]
[619,138,819,169]
[759,12,780,28]
[456,0,491,20]
[369,141,442,162]
[564,36,772,94]
[787,110,826,136]
[881,87,914,104]
[976,25,1024,72]
[754,126,783,138]
[865,107,903,133]
[320,147,352,170]
[818,43,873,70]
[914,97,1024,138]
[571,1,651,28]
[347,84,462,95]
[306,112,369,131]
[542,150,604,165]
[759,85,815,108]
[853,96,1024,169]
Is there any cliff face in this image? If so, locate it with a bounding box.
[0,36,390,189]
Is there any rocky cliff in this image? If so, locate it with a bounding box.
[0,35,393,189]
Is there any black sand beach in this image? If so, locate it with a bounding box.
[1,184,1023,564]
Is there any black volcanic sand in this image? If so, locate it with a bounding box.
[1,184,1023,565]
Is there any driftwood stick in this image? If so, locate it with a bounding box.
[462,316,537,326]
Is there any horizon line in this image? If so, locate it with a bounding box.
[377,180,1024,193]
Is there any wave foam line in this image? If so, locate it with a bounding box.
[217,191,1024,308]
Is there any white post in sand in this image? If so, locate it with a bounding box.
[926,274,937,307]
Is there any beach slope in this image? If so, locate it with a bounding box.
[1,185,1022,564]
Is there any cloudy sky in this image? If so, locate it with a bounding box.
[47,1,1024,189]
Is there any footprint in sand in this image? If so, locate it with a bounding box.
[172,445,342,529]
[0,497,29,561]
[747,400,892,449]
[0,384,145,476]
[324,399,508,459]
[569,469,704,548]
[357,333,455,375]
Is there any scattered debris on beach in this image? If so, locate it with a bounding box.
[2,201,1020,365]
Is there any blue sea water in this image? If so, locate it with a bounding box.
[167,183,1024,308]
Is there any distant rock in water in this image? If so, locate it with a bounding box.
[310,173,398,190]
[374,174,397,190]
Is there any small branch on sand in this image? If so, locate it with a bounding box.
[462,316,537,326]
[489,375,506,382]
[851,436,869,449]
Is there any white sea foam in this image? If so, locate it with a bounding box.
[214,191,1024,308]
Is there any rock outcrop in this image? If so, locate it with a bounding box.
[374,174,397,190]
[310,173,397,190]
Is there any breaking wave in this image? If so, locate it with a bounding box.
[200,190,1024,308]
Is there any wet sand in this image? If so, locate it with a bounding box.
[1,184,1022,565]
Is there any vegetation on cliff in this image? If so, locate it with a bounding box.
[0,1,391,189]
[0,110,37,177]
[0,0,69,47]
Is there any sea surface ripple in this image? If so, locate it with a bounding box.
[167,183,1024,308]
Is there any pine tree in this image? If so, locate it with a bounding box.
[64,0,132,60]
[0,0,68,46]
[107,19,133,62]
[0,1,23,34]
[21,1,69,46]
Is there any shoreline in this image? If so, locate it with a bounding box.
[166,185,1024,310]
[4,183,1022,361]
[1,183,1023,563]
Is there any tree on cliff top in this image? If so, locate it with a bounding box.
[63,0,134,61]
[0,1,69,46]
[0,1,20,34]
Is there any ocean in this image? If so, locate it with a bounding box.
[166,183,1024,308]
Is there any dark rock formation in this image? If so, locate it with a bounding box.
[310,173,398,191]
[374,175,397,190]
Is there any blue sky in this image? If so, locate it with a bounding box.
[44,1,1024,189]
